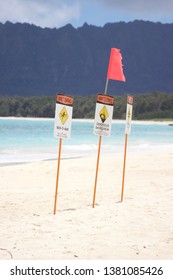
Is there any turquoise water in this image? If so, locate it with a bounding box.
[0,118,173,163]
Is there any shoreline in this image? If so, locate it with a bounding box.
[0,144,173,167]
[0,116,172,125]
[0,155,86,167]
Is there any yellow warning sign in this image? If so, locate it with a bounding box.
[59,106,68,125]
[127,106,131,121]
[99,106,109,123]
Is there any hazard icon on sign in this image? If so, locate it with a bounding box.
[99,106,109,123]
[59,106,68,125]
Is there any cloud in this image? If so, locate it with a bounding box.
[0,0,172,28]
[0,0,80,28]
[92,0,173,17]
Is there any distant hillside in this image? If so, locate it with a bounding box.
[0,20,173,96]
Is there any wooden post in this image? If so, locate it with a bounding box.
[92,77,110,208]
[92,135,102,208]
[121,133,128,202]
[53,138,62,215]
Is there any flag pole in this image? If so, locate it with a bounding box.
[92,78,109,208]
[53,137,62,214]
[121,133,128,202]
[104,78,109,95]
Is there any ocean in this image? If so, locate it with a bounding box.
[0,118,173,164]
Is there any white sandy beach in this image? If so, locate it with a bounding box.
[0,148,173,260]
[1,116,173,125]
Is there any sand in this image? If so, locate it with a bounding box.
[0,149,173,260]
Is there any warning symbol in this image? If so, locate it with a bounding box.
[59,106,68,125]
[99,106,109,123]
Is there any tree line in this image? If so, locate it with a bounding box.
[0,92,173,120]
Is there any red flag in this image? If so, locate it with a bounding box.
[107,48,126,82]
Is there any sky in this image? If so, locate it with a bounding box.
[0,0,173,29]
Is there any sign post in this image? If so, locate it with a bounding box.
[53,94,73,214]
[92,47,126,208]
[92,94,114,208]
[121,95,133,202]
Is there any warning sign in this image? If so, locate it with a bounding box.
[54,94,73,139]
[94,93,114,136]
[125,95,133,135]
[127,95,133,105]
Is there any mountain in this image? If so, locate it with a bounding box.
[0,20,173,96]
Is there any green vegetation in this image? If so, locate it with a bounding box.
[0,92,173,120]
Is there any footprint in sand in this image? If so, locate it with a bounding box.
[0,248,13,259]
